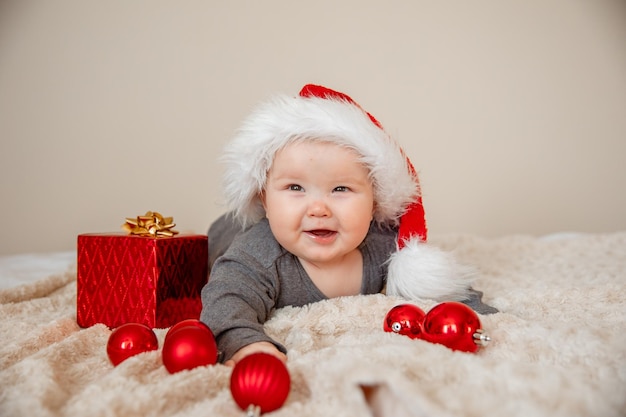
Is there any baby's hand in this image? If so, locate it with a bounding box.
[225,341,287,367]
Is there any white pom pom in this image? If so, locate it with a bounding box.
[386,238,473,301]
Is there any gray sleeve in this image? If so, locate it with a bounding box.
[200,250,286,362]
[461,288,499,315]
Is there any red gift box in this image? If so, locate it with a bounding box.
[77,233,208,329]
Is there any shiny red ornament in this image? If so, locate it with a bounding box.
[421,302,489,352]
[162,320,218,373]
[106,322,159,366]
[230,353,291,416]
[384,301,490,353]
[383,303,425,339]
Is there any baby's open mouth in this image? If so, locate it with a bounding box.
[306,229,336,238]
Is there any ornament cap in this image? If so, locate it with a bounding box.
[246,404,261,417]
[473,329,491,347]
[391,322,402,332]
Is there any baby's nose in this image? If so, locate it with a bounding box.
[307,199,330,217]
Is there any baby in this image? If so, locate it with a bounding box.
[201,84,496,366]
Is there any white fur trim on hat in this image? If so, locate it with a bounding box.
[386,238,474,301]
[221,93,418,228]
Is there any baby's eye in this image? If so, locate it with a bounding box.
[288,184,303,191]
[333,186,349,192]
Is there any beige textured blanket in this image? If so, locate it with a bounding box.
[1,233,625,417]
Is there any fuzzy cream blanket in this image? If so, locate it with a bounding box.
[1,233,625,417]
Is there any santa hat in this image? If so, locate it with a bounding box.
[221,84,472,301]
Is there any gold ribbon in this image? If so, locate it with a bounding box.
[121,211,179,237]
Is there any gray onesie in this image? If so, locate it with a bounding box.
[200,216,395,361]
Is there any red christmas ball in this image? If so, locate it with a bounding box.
[106,323,158,366]
[383,303,426,339]
[422,301,483,353]
[230,353,291,415]
[162,323,218,373]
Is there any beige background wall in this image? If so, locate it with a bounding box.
[1,0,625,255]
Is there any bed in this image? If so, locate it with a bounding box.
[1,232,625,417]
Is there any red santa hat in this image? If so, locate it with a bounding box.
[221,84,472,301]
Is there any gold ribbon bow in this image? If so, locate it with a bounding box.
[122,211,179,237]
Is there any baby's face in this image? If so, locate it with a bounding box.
[262,141,374,267]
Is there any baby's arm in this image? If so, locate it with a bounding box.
[200,256,286,363]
